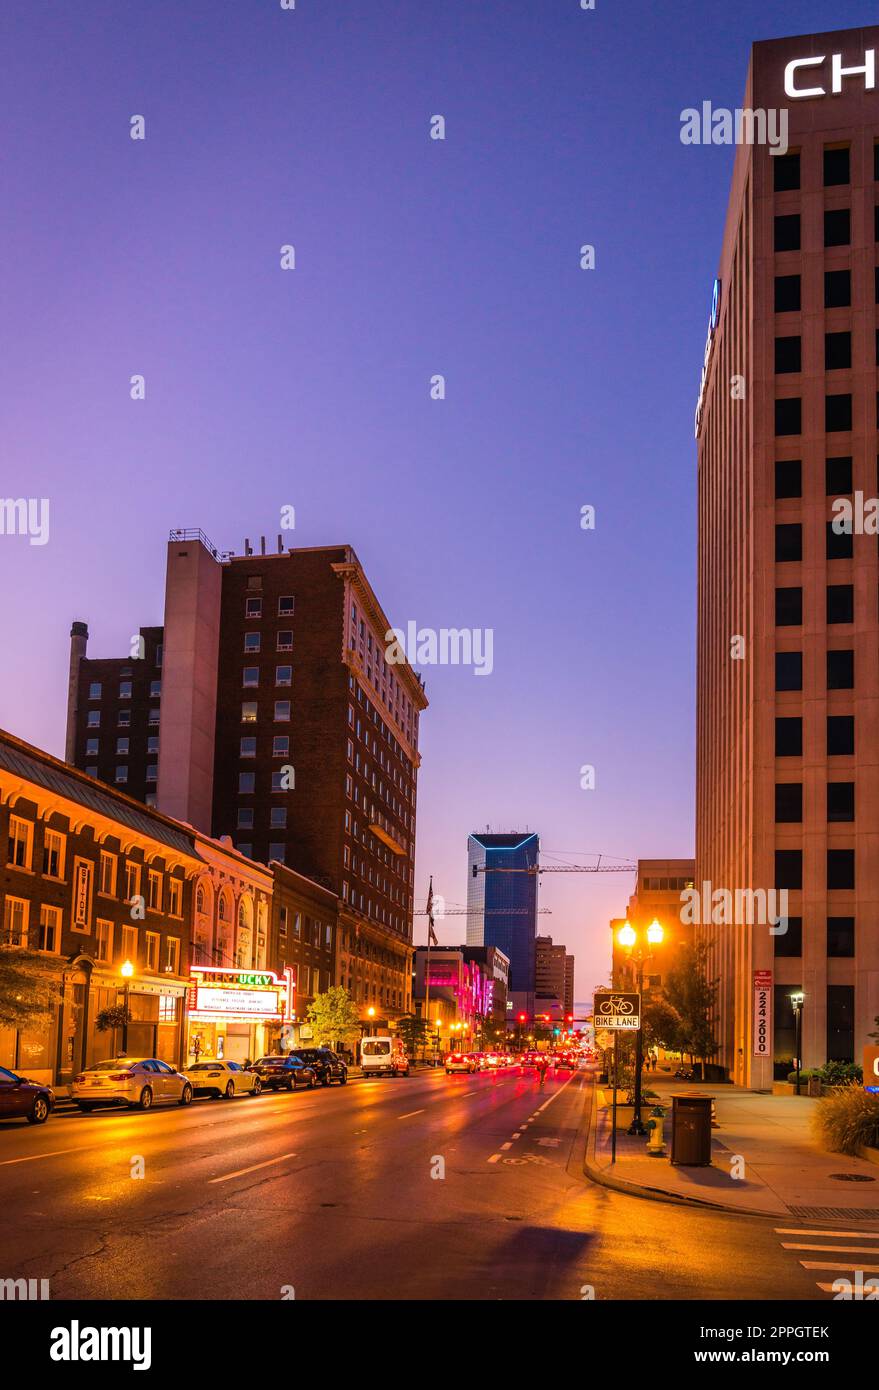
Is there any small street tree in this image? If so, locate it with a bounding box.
[0,947,60,1033]
[305,986,362,1048]
[664,943,718,1068]
[642,996,684,1053]
[395,1012,430,1056]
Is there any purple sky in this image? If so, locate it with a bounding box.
[2,0,875,1000]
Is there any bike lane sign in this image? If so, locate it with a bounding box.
[593,991,641,1030]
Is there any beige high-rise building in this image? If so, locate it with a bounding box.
[696,25,879,1086]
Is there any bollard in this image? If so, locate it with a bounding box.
[646,1104,666,1156]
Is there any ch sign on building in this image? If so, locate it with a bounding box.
[753,970,772,1057]
[784,50,875,99]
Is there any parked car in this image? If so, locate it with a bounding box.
[248,1055,317,1091]
[360,1036,410,1077]
[0,1065,54,1124]
[292,1048,348,1086]
[183,1059,262,1099]
[445,1052,476,1075]
[71,1058,193,1111]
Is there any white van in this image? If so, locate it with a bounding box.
[360,1036,410,1077]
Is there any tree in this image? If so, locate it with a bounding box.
[642,996,684,1052]
[305,986,362,1047]
[664,943,718,1066]
[0,948,61,1032]
[395,1013,430,1055]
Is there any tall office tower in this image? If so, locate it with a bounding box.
[466,831,539,1016]
[696,27,879,1086]
[564,955,575,1018]
[534,934,568,1022]
[68,531,427,1024]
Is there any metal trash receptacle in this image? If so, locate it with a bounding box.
[670,1094,713,1166]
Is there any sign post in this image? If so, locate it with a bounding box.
[594,992,642,1165]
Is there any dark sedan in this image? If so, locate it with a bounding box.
[0,1065,54,1124]
[292,1048,348,1087]
[248,1055,317,1092]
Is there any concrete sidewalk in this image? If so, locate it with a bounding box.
[585,1074,879,1224]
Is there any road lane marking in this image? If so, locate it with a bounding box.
[775,1228,879,1239]
[799,1261,879,1272]
[397,1110,425,1119]
[512,1132,522,1139]
[209,1153,297,1184]
[487,1154,501,1163]
[500,1142,512,1150]
[0,1145,97,1167]
[461,1091,477,1097]
[783,1243,879,1254]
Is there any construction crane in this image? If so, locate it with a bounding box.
[413,906,551,916]
[472,856,636,877]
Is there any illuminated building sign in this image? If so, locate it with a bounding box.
[784,50,875,99]
[188,966,294,1022]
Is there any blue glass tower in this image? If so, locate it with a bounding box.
[466,832,539,1002]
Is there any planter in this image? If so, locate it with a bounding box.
[772,1081,795,1096]
[856,1145,879,1168]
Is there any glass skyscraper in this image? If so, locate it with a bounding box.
[466,832,539,1009]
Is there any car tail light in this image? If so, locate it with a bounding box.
[108,1071,133,1081]
[75,1074,86,1083]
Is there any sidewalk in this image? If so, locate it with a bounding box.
[585,1074,879,1224]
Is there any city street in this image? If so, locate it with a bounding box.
[0,1067,840,1302]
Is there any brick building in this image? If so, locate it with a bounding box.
[67,531,427,1028]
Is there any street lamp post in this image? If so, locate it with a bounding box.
[120,960,134,1053]
[791,991,805,1095]
[616,918,663,1137]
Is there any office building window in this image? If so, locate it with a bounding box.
[85,738,99,757]
[119,681,132,700]
[827,782,854,822]
[238,807,254,829]
[775,717,802,757]
[277,631,293,651]
[244,632,261,653]
[775,783,802,822]
[275,665,293,687]
[774,275,801,312]
[270,807,287,829]
[827,985,854,1062]
[775,850,802,890]
[243,667,259,687]
[115,766,128,785]
[241,702,258,722]
[774,213,800,251]
[240,736,257,757]
[823,146,850,187]
[774,459,801,499]
[824,269,851,308]
[274,700,290,721]
[774,152,800,191]
[774,335,801,374]
[827,715,854,756]
[775,399,802,435]
[825,332,852,370]
[776,587,802,626]
[827,849,854,890]
[88,681,102,699]
[827,650,854,689]
[239,772,256,794]
[774,916,802,958]
[269,843,286,863]
[272,736,289,758]
[95,918,113,963]
[87,710,100,728]
[168,878,183,917]
[37,904,61,953]
[775,651,802,691]
[278,595,295,615]
[826,394,852,432]
[245,597,262,618]
[827,917,854,958]
[824,207,850,247]
[775,523,802,562]
[826,456,852,493]
[99,851,117,896]
[826,521,853,560]
[147,870,163,911]
[43,829,65,879]
[827,585,854,623]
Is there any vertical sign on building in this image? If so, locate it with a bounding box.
[753,970,772,1058]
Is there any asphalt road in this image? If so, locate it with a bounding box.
[0,1066,840,1301]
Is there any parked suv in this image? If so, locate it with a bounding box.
[292,1048,348,1087]
[249,1055,316,1092]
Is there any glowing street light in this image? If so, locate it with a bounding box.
[615,920,666,1136]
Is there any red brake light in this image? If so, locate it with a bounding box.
[109,1071,133,1080]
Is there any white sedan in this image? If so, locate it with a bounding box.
[183,1060,262,1099]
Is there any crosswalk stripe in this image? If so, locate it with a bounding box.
[775,1227,879,1239]
[782,1243,879,1254]
[800,1260,879,1272]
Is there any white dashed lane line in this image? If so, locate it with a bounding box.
[209,1153,297,1184]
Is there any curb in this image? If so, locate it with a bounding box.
[581,1085,800,1221]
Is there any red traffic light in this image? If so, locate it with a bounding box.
[517,1013,527,1022]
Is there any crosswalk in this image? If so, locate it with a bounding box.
[774,1226,879,1296]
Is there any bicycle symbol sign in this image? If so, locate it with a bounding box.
[593,991,641,1030]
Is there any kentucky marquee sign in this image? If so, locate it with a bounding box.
[188,966,295,1024]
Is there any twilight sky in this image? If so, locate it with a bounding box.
[2,0,875,1000]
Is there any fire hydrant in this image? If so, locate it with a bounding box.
[646,1105,666,1157]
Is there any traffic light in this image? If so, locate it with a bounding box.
[517,1012,527,1023]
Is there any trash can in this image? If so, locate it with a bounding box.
[670,1094,713,1166]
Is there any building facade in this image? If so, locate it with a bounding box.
[67,531,427,1029]
[696,25,879,1084]
[1,728,196,1087]
[466,831,539,1015]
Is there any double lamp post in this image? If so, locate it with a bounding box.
[616,917,664,1136]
